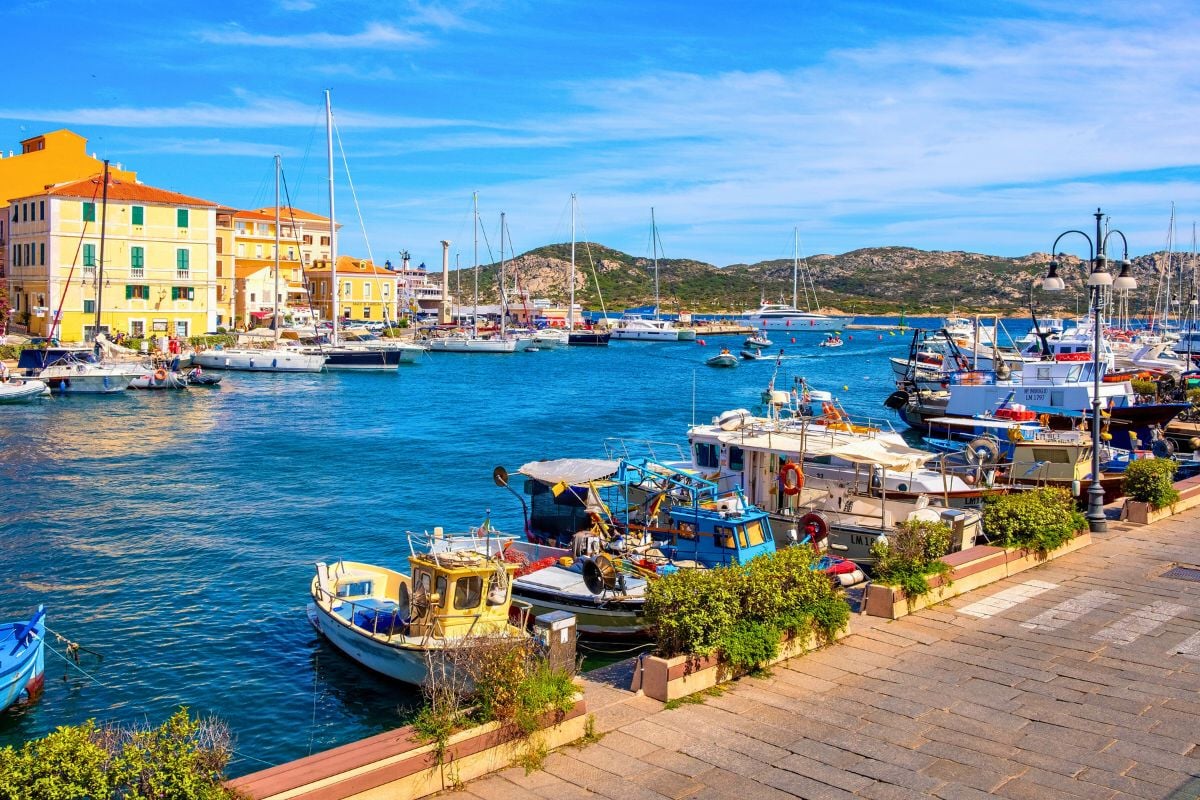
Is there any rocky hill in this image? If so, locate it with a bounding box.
[449,244,1178,314]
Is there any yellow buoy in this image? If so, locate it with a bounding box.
[843,385,849,391]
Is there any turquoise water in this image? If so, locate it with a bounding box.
[0,318,987,774]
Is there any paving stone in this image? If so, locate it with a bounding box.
[846,759,943,793]
[690,767,794,800]
[784,735,866,769]
[527,773,597,800]
[775,751,875,793]
[1075,766,1181,800]
[455,775,543,799]
[993,775,1111,800]
[570,741,657,778]
[854,781,933,800]
[641,749,712,778]
[915,738,1023,778]
[629,768,705,800]
[595,729,662,759]
[921,757,1013,793]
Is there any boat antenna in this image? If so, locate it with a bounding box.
[94,159,110,340]
[793,226,799,311]
[569,193,576,331]
[326,89,339,346]
[274,154,281,345]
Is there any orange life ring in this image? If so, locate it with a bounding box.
[154,368,167,381]
[780,462,804,496]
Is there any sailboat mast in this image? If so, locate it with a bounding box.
[569,194,576,331]
[94,160,110,338]
[500,211,507,339]
[651,207,659,316]
[326,89,339,346]
[792,227,799,311]
[274,154,281,345]
[473,192,479,337]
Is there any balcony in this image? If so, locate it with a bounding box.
[176,270,190,280]
[130,268,145,279]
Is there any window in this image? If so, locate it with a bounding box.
[39,243,44,265]
[215,238,223,254]
[255,244,263,258]
[177,208,189,228]
[382,283,390,297]
[131,206,144,225]
[302,235,313,245]
[38,201,44,220]
[176,249,190,271]
[236,221,247,233]
[216,286,224,301]
[83,299,95,314]
[729,446,744,472]
[364,283,372,299]
[83,243,96,267]
[256,223,268,235]
[22,203,28,222]
[130,320,145,336]
[126,285,150,300]
[714,526,736,549]
[694,443,719,468]
[83,202,96,222]
[743,520,766,546]
[286,247,295,259]
[131,246,145,268]
[343,281,352,297]
[250,293,256,303]
[363,308,371,319]
[453,576,483,610]
[170,286,195,301]
[237,243,245,257]
[320,236,330,246]
[175,320,189,338]
[434,575,448,606]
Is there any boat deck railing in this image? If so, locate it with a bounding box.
[602,438,689,464]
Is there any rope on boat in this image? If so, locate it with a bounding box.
[41,638,113,688]
[231,748,277,767]
[45,625,104,662]
[577,640,656,656]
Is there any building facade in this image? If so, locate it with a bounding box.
[7,174,217,342]
[307,256,400,323]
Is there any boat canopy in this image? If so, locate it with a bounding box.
[823,439,934,472]
[519,458,620,486]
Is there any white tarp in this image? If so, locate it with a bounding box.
[825,439,932,472]
[519,458,619,486]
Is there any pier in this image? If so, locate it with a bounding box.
[451,504,1200,800]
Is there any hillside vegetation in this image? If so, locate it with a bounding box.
[449,244,1176,314]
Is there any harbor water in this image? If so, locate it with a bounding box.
[0,317,1028,774]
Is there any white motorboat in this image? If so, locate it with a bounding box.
[192,348,327,372]
[128,367,188,389]
[705,350,739,367]
[818,336,844,348]
[426,333,527,353]
[746,229,850,333]
[531,328,569,349]
[0,378,49,403]
[609,314,682,341]
[37,361,133,393]
[745,335,772,348]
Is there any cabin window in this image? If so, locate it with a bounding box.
[435,575,448,606]
[729,447,744,471]
[677,521,696,540]
[132,206,144,225]
[336,580,372,598]
[1030,448,1071,464]
[714,525,736,549]
[415,570,431,595]
[743,520,766,547]
[454,576,483,610]
[1036,367,1052,381]
[738,527,749,548]
[486,574,507,605]
[694,443,719,468]
[83,202,96,222]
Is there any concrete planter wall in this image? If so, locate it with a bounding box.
[632,628,845,702]
[1121,475,1200,525]
[863,533,1093,620]
[228,695,587,800]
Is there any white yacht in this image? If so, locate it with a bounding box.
[746,303,841,333]
[608,314,682,341]
[192,348,327,372]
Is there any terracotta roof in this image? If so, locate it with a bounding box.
[307,255,400,276]
[250,205,329,222]
[40,175,217,207]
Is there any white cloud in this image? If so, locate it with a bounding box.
[198,21,427,49]
[278,0,316,10]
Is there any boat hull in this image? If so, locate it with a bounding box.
[1,609,45,713]
[307,603,436,685]
[426,337,521,353]
[610,329,679,341]
[510,585,647,639]
[310,346,421,369]
[747,315,843,332]
[567,331,611,346]
[0,380,49,403]
[42,371,133,393]
[192,349,326,372]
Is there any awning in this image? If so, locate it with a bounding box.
[825,439,934,472]
[250,310,275,319]
[519,458,619,486]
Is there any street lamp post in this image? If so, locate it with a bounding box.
[1042,208,1137,533]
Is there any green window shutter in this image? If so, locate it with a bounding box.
[177,209,188,228]
[132,206,144,225]
[131,246,143,267]
[83,202,96,222]
[126,285,133,300]
[83,243,96,266]
[143,284,150,297]
[177,249,189,269]
[171,287,179,300]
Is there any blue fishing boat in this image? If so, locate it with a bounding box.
[1,606,46,713]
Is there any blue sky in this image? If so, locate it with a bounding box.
[4,0,1199,269]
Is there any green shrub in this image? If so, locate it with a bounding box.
[982,487,1085,553]
[645,548,851,660]
[1130,378,1158,397]
[1122,458,1179,509]
[512,662,577,734]
[0,709,236,800]
[869,519,953,601]
[717,620,780,672]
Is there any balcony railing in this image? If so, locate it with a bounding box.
[176,270,190,280]
[130,268,145,279]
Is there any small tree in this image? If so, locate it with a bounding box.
[869,519,953,601]
[1122,458,1179,510]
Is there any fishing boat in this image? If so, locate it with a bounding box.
[746,228,848,333]
[1,606,45,713]
[192,156,326,373]
[706,349,738,367]
[493,459,863,638]
[308,532,530,686]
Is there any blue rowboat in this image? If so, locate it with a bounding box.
[1,605,46,713]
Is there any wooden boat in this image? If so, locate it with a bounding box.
[308,534,530,686]
[1,606,45,713]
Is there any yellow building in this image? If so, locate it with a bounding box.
[7,173,218,342]
[307,256,400,324]
[1,130,137,309]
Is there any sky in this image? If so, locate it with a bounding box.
[3,0,1200,269]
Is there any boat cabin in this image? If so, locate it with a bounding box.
[17,347,97,375]
[643,496,776,567]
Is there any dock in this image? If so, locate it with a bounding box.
[450,504,1200,800]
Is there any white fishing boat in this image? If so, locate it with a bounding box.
[309,531,530,686]
[746,228,848,333]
